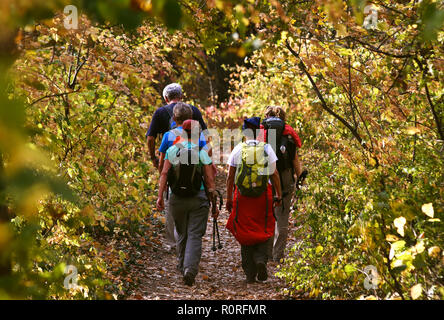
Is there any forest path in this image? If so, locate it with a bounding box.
[124,164,299,300]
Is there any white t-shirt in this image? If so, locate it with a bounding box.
[227,140,278,168]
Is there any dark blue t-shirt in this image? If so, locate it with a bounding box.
[145,103,207,139]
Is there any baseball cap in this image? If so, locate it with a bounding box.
[182,119,200,133]
[242,117,261,130]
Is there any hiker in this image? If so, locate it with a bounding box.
[225,117,282,283]
[158,102,208,174]
[146,83,207,170]
[261,106,303,262]
[156,119,218,286]
[146,83,207,251]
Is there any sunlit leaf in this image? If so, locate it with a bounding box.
[410,284,422,300]
[393,216,406,237]
[428,246,441,258]
[421,203,434,218]
[406,127,420,135]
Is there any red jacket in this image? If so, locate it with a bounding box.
[283,124,302,148]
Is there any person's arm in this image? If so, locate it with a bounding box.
[158,152,166,174]
[147,109,165,168]
[201,136,218,179]
[199,132,213,157]
[226,165,236,213]
[200,133,217,178]
[147,136,159,168]
[193,106,207,131]
[156,159,171,211]
[203,164,216,191]
[270,168,282,207]
[264,144,282,204]
[293,149,303,180]
[205,137,213,157]
[203,164,219,218]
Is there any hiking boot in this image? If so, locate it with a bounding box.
[256,262,268,282]
[246,274,256,284]
[183,270,195,286]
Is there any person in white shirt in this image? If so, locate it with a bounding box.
[225,117,282,283]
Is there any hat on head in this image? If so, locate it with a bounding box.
[242,117,261,130]
[182,119,200,133]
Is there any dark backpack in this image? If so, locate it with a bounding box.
[262,117,296,172]
[167,143,203,197]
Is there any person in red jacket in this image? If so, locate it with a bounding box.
[262,106,303,262]
[226,117,282,283]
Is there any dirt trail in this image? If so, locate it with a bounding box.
[125,165,298,300]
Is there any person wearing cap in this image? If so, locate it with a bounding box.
[158,103,208,174]
[146,84,207,251]
[156,119,218,286]
[146,83,207,170]
[155,102,208,252]
[225,117,282,283]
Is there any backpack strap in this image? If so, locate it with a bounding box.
[174,141,185,157]
[199,145,212,207]
[164,104,175,129]
[165,104,174,118]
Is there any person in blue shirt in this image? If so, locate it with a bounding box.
[157,102,208,252]
[157,119,218,286]
[146,83,207,170]
[158,103,208,174]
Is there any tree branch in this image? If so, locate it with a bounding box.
[285,40,368,151]
[30,90,81,105]
[415,58,444,141]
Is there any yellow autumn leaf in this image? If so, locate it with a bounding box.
[414,241,425,254]
[338,48,353,56]
[281,31,288,41]
[386,234,399,242]
[421,203,434,218]
[410,284,422,300]
[237,47,247,58]
[428,246,441,258]
[393,216,406,237]
[315,245,324,254]
[406,126,420,135]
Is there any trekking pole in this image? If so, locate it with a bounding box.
[215,218,222,250]
[211,190,223,251]
[295,169,308,191]
[215,190,223,249]
[212,219,217,251]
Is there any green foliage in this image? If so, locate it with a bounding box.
[228,0,443,299]
[419,0,444,42]
[0,0,193,300]
[1,0,443,300]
